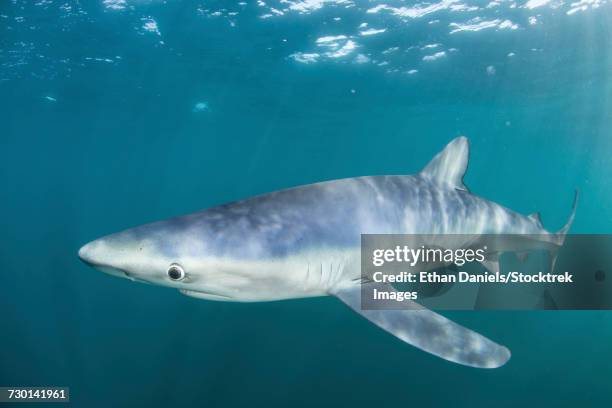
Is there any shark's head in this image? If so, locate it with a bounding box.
[77,209,305,301]
[78,222,182,285]
[77,215,246,300]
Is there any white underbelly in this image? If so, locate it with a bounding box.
[191,248,360,302]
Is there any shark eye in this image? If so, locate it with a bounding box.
[167,264,185,281]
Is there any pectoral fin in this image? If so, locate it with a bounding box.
[331,282,510,368]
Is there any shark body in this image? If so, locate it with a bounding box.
[79,137,576,369]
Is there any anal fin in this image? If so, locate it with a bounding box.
[481,254,500,273]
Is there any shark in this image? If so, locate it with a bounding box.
[78,136,577,369]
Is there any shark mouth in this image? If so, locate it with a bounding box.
[179,289,234,300]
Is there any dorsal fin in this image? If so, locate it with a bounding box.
[420,136,470,191]
[528,212,543,228]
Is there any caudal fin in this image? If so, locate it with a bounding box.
[549,190,578,272]
[555,189,579,246]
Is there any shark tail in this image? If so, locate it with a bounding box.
[554,189,579,246]
[547,190,578,272]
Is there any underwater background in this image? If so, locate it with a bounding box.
[1,0,611,406]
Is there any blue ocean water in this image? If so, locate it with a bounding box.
[1,0,612,406]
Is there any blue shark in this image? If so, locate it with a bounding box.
[78,137,576,369]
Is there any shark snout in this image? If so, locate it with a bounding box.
[78,241,101,267]
[78,238,129,278]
